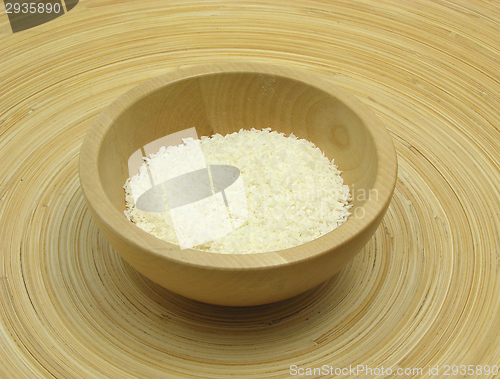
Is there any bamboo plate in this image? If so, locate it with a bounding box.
[1,1,500,378]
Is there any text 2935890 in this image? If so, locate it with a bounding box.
[5,2,62,14]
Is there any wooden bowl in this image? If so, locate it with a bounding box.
[79,63,397,306]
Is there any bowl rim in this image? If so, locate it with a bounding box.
[79,62,398,271]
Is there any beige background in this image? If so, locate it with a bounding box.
[1,1,500,378]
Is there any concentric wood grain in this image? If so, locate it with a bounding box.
[1,0,500,378]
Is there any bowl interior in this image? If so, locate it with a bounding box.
[98,71,379,218]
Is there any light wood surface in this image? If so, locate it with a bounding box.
[79,63,397,306]
[1,0,500,378]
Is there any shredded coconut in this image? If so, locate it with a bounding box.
[124,128,352,254]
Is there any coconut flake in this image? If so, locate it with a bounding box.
[124,128,352,254]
